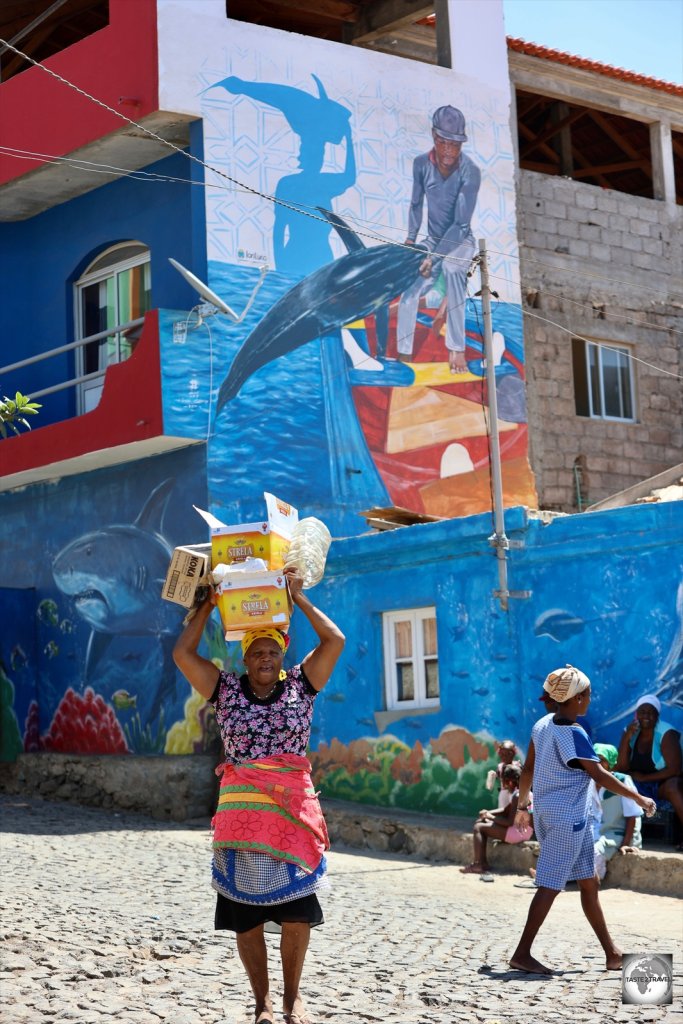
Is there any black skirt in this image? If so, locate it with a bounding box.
[215,891,324,934]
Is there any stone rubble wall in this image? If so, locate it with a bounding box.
[517,170,683,512]
[0,752,218,821]
[323,799,683,898]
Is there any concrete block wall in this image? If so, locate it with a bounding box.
[517,170,683,511]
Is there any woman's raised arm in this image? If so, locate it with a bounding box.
[173,598,221,700]
[286,567,345,692]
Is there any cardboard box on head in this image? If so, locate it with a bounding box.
[215,570,292,640]
[194,493,299,571]
[190,493,299,638]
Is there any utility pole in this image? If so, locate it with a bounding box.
[479,239,510,611]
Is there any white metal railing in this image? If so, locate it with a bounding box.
[0,317,145,401]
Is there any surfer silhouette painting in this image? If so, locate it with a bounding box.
[210,75,356,277]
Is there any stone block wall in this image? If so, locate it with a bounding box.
[323,799,683,897]
[0,753,218,821]
[517,171,682,511]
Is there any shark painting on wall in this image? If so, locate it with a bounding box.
[0,442,213,759]
[52,478,184,722]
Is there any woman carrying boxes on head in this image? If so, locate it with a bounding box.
[173,565,345,1024]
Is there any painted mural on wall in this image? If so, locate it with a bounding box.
[3,9,680,824]
[0,449,222,760]
[157,20,535,529]
[309,729,511,818]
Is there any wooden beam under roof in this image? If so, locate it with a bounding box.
[587,108,651,168]
[518,121,561,167]
[351,0,434,44]
[0,0,70,55]
[572,159,648,177]
[520,107,587,159]
[251,0,361,22]
[360,22,437,64]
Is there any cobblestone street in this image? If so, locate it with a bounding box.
[2,797,681,1024]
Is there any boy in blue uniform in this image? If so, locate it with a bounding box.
[510,666,656,975]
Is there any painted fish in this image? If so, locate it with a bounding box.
[10,645,28,671]
[111,690,138,711]
[534,608,586,643]
[37,599,59,626]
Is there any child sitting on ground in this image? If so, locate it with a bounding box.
[461,764,533,876]
[485,739,523,809]
[591,742,642,881]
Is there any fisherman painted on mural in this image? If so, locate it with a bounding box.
[397,105,481,373]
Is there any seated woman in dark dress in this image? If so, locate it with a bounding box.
[173,566,345,1024]
[616,694,683,842]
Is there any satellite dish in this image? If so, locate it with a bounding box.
[169,258,239,320]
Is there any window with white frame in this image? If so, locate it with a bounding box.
[572,337,635,421]
[383,608,439,710]
[74,242,152,413]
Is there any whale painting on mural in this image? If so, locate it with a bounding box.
[215,210,426,411]
[196,55,537,519]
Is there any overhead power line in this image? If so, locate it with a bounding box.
[1,39,680,383]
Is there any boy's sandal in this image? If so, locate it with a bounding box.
[479,872,495,882]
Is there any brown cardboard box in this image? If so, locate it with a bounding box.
[161,544,211,608]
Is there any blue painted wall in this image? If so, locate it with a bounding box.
[0,124,206,426]
[297,501,683,813]
[1,431,680,820]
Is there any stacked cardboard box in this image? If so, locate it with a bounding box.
[211,494,297,639]
[162,493,297,640]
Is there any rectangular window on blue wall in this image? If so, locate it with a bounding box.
[383,608,439,711]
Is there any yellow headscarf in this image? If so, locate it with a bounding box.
[241,627,287,658]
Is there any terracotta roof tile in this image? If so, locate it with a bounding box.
[506,36,683,96]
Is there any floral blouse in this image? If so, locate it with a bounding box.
[210,664,317,764]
